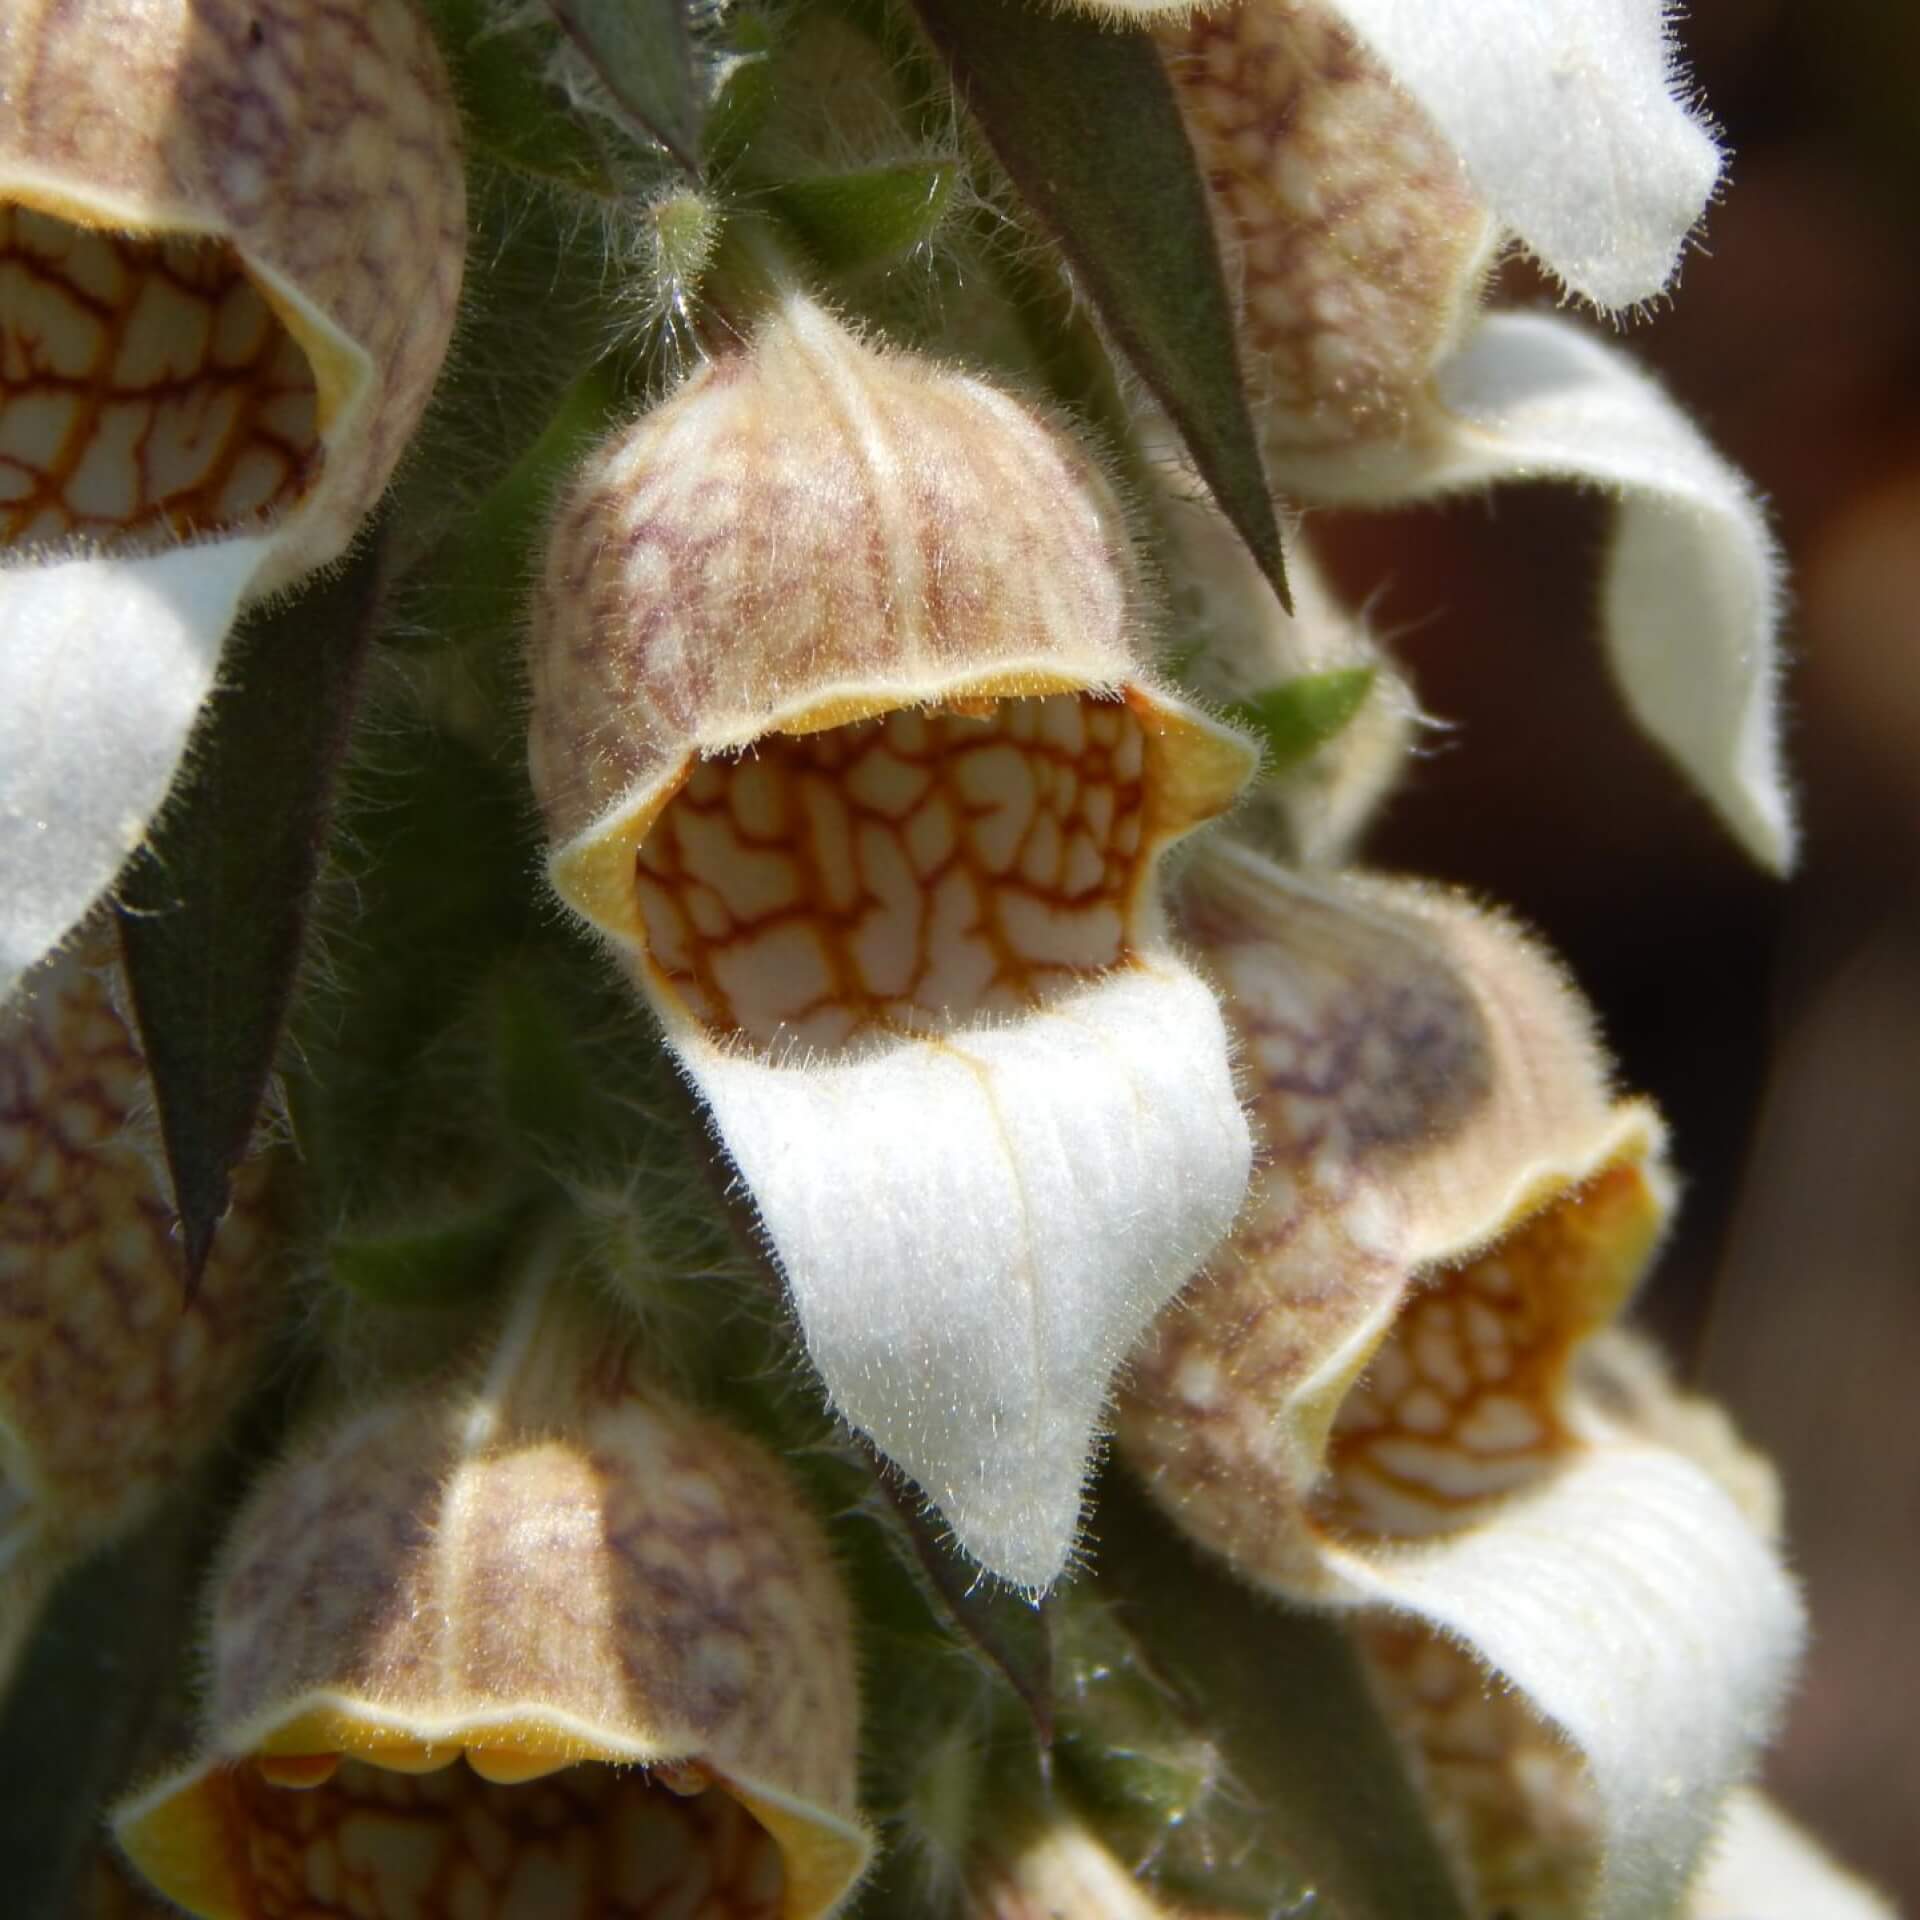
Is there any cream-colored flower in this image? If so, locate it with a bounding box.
[0,935,276,1674]
[1347,1334,1898,1919]
[527,292,1258,1593]
[1114,840,1803,1919]
[1161,0,1791,870]
[114,1275,872,1920]
[0,0,466,1001]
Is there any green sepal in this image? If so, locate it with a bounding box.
[1227,667,1379,774]
[427,0,616,194]
[329,1203,531,1309]
[1080,1477,1472,1919]
[765,161,958,273]
[545,0,702,175]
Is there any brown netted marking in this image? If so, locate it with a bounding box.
[220,1759,785,1920]
[0,205,319,548]
[0,950,271,1527]
[1163,1,1487,449]
[1315,1165,1648,1540]
[635,693,1151,1051]
[1358,1618,1599,1917]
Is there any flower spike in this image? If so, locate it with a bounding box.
[115,1277,872,1920]
[0,0,466,1000]
[1164,0,1793,869]
[529,294,1257,1594]
[1115,841,1803,1918]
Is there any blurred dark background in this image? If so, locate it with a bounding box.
[1314,0,1920,1903]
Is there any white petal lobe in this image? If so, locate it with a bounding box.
[1329,0,1721,307]
[676,960,1253,1594]
[0,534,273,1000]
[1689,1791,1899,1920]
[1272,312,1792,870]
[1323,1447,1805,1920]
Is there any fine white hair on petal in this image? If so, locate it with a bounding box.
[1270,310,1793,872]
[0,534,273,1002]
[1322,1447,1805,1920]
[676,959,1253,1595]
[1328,0,1722,309]
[1688,1790,1900,1920]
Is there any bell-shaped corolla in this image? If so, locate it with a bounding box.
[0,934,276,1673]
[1160,0,1791,870]
[114,1277,872,1920]
[1115,841,1804,1920]
[527,294,1257,1594]
[0,0,466,1001]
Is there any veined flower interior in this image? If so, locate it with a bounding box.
[0,203,320,550]
[194,1753,784,1920]
[1357,1616,1597,1913]
[634,691,1160,1052]
[1314,1162,1659,1540]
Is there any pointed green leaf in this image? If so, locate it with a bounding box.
[545,0,701,175]
[1228,666,1378,773]
[907,0,1288,609]
[116,536,387,1291]
[765,162,957,273]
[428,0,615,193]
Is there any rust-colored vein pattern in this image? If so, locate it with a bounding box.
[1161,0,1492,451]
[0,0,464,581]
[0,941,273,1543]
[1113,847,1663,1596]
[0,207,319,547]
[1357,1618,1598,1919]
[637,694,1151,1048]
[1316,1163,1657,1540]
[214,1759,786,1920]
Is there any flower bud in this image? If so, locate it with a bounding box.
[529,295,1257,1593]
[0,938,275,1667]
[0,0,466,997]
[114,1280,871,1920]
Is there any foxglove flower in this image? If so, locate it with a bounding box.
[1352,1331,1898,1919]
[0,0,466,1001]
[1114,840,1803,1919]
[1159,0,1792,869]
[0,935,276,1671]
[114,1276,872,1920]
[1074,0,1720,308]
[528,294,1258,1593]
